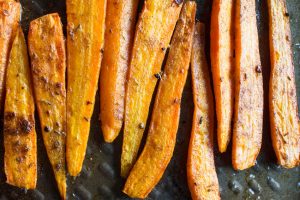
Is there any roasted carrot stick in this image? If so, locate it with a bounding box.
[268,0,300,168]
[28,13,67,199]
[0,0,20,111]
[210,0,235,153]
[66,0,107,176]
[121,0,183,178]
[4,27,37,190]
[232,0,263,170]
[123,2,196,198]
[100,0,139,143]
[187,23,220,200]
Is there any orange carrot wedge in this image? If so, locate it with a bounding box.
[100,0,139,143]
[66,0,107,176]
[0,0,20,111]
[187,22,220,200]
[268,0,300,168]
[232,0,264,170]
[121,0,183,178]
[210,0,235,153]
[123,2,196,198]
[4,27,37,190]
[28,13,67,199]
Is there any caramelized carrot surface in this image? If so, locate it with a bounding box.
[100,0,139,143]
[268,0,300,168]
[123,2,196,198]
[0,0,20,111]
[4,28,37,190]
[28,13,67,199]
[232,0,264,170]
[121,0,183,178]
[187,22,220,200]
[66,0,107,176]
[210,0,235,153]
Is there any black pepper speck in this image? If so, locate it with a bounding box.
[138,123,145,129]
[255,65,262,73]
[44,126,51,132]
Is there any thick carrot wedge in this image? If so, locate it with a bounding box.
[187,23,220,200]
[4,28,37,190]
[66,0,107,176]
[100,0,139,143]
[28,13,67,199]
[0,0,20,111]
[268,0,300,168]
[123,2,196,198]
[232,0,263,170]
[121,0,183,177]
[210,0,235,153]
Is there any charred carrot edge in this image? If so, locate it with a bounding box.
[123,2,196,198]
[232,0,263,170]
[0,0,20,112]
[100,0,139,143]
[4,27,37,190]
[66,0,107,176]
[121,0,183,178]
[268,0,300,168]
[28,13,67,199]
[210,0,235,153]
[187,22,220,200]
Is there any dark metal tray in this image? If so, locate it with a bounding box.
[0,0,299,199]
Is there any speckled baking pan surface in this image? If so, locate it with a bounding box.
[0,0,299,199]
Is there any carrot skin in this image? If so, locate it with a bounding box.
[4,27,37,190]
[268,0,300,168]
[123,2,196,198]
[100,0,139,143]
[187,22,220,200]
[210,0,235,153]
[0,0,20,111]
[66,0,107,176]
[28,13,67,199]
[232,0,264,170]
[121,0,183,178]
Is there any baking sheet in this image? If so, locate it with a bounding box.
[0,0,299,199]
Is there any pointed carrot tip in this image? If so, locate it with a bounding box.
[219,147,226,153]
[102,125,120,143]
[68,164,82,177]
[218,143,228,153]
